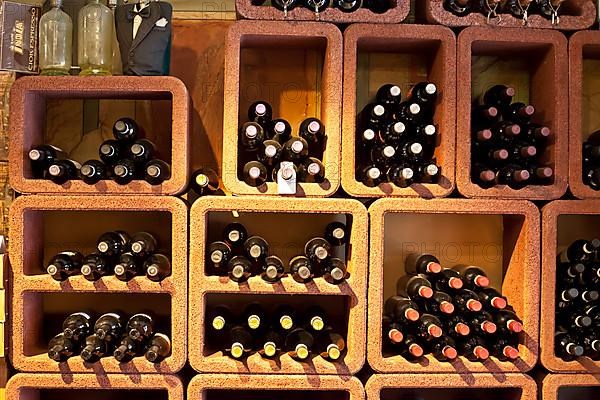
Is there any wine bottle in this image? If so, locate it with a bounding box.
[129,139,155,164]
[458,335,490,361]
[80,160,107,184]
[126,313,155,343]
[510,143,537,162]
[525,124,551,146]
[494,309,524,334]
[479,85,516,108]
[376,84,402,107]
[240,122,265,153]
[393,101,422,123]
[472,105,500,129]
[384,295,420,323]
[429,269,464,291]
[469,311,498,335]
[273,305,296,332]
[382,314,404,346]
[396,275,434,300]
[290,255,315,283]
[207,241,232,276]
[555,331,584,360]
[112,159,139,185]
[443,0,471,16]
[47,333,78,362]
[243,236,269,264]
[306,305,327,332]
[282,137,309,162]
[415,124,438,147]
[386,164,415,188]
[227,255,253,282]
[261,255,285,283]
[47,159,81,184]
[81,333,111,363]
[297,158,326,184]
[248,101,272,127]
[316,331,345,361]
[359,103,389,129]
[322,257,347,284]
[497,164,530,189]
[269,119,292,143]
[442,314,471,338]
[357,165,383,187]
[472,163,497,189]
[557,313,592,330]
[429,335,459,361]
[285,328,314,360]
[528,164,553,184]
[94,313,123,342]
[407,82,438,108]
[398,334,424,359]
[299,118,325,151]
[257,140,282,169]
[227,325,253,359]
[144,253,171,282]
[489,336,520,361]
[405,253,443,275]
[452,264,490,289]
[114,253,143,281]
[418,291,455,316]
[504,103,535,124]
[29,144,66,177]
[271,161,298,183]
[453,289,483,313]
[580,264,600,287]
[208,305,232,332]
[558,287,579,302]
[113,335,143,362]
[413,313,444,340]
[583,167,600,190]
[325,222,348,247]
[223,223,248,248]
[242,303,265,332]
[143,160,171,185]
[99,139,124,166]
[62,312,92,343]
[145,333,171,363]
[130,232,158,258]
[582,332,600,360]
[46,251,84,281]
[113,118,140,142]
[559,239,600,263]
[259,330,282,358]
[190,168,220,196]
[305,237,332,265]
[358,127,379,150]
[477,287,508,310]
[242,160,268,187]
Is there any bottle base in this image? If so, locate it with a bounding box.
[40,69,70,76]
[79,67,112,77]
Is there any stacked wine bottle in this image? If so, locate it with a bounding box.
[239,101,327,187]
[48,312,171,364]
[254,0,392,17]
[383,253,523,362]
[207,303,345,362]
[45,231,171,282]
[206,221,348,284]
[444,0,565,24]
[355,82,442,188]
[582,131,600,190]
[471,85,554,189]
[554,239,600,361]
[28,117,171,186]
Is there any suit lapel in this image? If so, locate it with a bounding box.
[115,4,134,53]
[131,2,161,51]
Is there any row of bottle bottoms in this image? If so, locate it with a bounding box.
[48,312,170,364]
[355,82,441,188]
[554,238,600,361]
[45,231,171,282]
[583,132,600,190]
[471,85,554,189]
[207,221,348,284]
[444,0,565,23]
[383,253,523,362]
[208,303,345,361]
[255,0,393,16]
[240,101,327,187]
[29,118,171,185]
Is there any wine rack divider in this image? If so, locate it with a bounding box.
[221,20,342,197]
[6,373,184,399]
[418,0,596,30]
[8,76,190,196]
[234,0,409,24]
[541,373,600,399]
[368,198,540,373]
[540,200,600,373]
[189,196,368,374]
[456,26,568,200]
[341,23,456,198]
[8,195,188,373]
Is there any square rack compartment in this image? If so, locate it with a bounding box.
[366,374,536,400]
[189,196,368,374]
[341,24,456,198]
[418,0,596,30]
[8,195,188,373]
[368,198,540,373]
[540,200,600,373]
[456,26,568,200]
[188,374,364,400]
[222,21,342,197]
[569,31,600,199]
[542,374,600,400]
[8,76,190,195]
[234,0,410,24]
[6,373,184,399]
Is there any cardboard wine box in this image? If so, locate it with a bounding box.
[0,1,39,74]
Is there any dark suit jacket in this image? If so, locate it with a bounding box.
[115,1,172,76]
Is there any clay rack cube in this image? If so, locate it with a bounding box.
[9,76,190,195]
[341,24,456,198]
[189,196,368,374]
[222,21,342,197]
[368,198,540,373]
[540,200,600,373]
[8,195,188,373]
[418,0,596,30]
[456,27,568,200]
[188,374,364,400]
[234,0,410,24]
[366,374,537,400]
[569,31,600,199]
[542,374,600,400]
[6,373,184,399]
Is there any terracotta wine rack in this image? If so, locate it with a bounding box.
[456,26,568,200]
[540,200,600,373]
[189,196,368,374]
[8,195,188,373]
[8,76,190,196]
[222,21,342,197]
[542,374,600,400]
[188,374,364,400]
[6,373,184,399]
[368,198,540,373]
[569,30,600,199]
[235,0,410,24]
[366,373,537,400]
[341,24,456,198]
[418,0,596,30]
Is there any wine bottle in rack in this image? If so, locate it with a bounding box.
[305,305,327,332]
[316,331,345,360]
[114,253,143,281]
[243,236,269,264]
[418,291,455,316]
[442,314,471,338]
[269,119,292,144]
[207,241,232,276]
[489,336,520,361]
[129,139,156,164]
[143,253,171,282]
[376,84,402,107]
[80,334,111,362]
[382,314,404,346]
[273,305,296,332]
[130,232,158,258]
[223,223,248,248]
[99,140,123,166]
[453,289,483,313]
[261,255,285,283]
[143,160,171,185]
[477,287,508,310]
[468,311,498,336]
[127,313,155,342]
[240,122,265,153]
[404,253,443,275]
[190,167,220,196]
[430,335,459,361]
[248,101,273,127]
[396,275,434,300]
[29,144,66,177]
[243,303,266,332]
[413,313,444,340]
[452,264,490,289]
[113,335,143,362]
[304,237,332,265]
[384,295,420,323]
[257,140,282,169]
[297,158,326,184]
[429,268,464,292]
[46,251,84,281]
[285,328,314,361]
[321,257,347,285]
[227,325,253,359]
[555,331,584,360]
[48,333,78,362]
[48,159,81,184]
[62,312,92,342]
[80,160,107,184]
[227,256,253,282]
[325,222,348,247]
[357,164,383,188]
[458,335,490,361]
[259,330,282,358]
[242,161,268,187]
[94,313,123,342]
[290,255,315,283]
[145,333,171,363]
[386,164,415,188]
[282,137,309,162]
[113,118,140,142]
